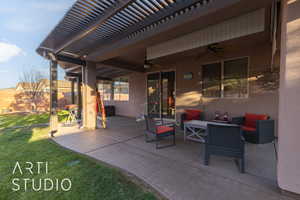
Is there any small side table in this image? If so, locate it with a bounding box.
[184,120,207,143]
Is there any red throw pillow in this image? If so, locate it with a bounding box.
[245,113,268,128]
[185,109,202,121]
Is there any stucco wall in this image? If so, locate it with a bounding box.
[177,45,278,121]
[112,41,279,129]
[278,0,300,195]
[147,42,279,125]
[104,72,146,118]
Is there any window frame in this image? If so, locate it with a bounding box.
[201,62,222,98]
[113,76,129,101]
[97,80,112,101]
[201,56,250,99]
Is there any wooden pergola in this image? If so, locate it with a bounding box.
[37,0,241,134]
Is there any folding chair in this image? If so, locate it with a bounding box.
[144,115,176,149]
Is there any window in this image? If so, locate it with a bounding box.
[113,77,129,101]
[202,63,222,98]
[97,80,112,101]
[202,57,248,98]
[223,58,248,98]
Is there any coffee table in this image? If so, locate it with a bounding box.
[184,120,235,143]
[183,120,208,143]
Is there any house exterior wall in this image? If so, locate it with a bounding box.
[104,72,146,118]
[108,40,279,130]
[278,0,300,195]
[149,42,279,125]
[101,5,278,129]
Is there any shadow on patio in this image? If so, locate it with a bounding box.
[53,116,288,200]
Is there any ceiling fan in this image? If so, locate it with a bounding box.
[207,43,224,53]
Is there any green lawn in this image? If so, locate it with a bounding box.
[0,111,69,129]
[0,113,49,129]
[0,114,157,200]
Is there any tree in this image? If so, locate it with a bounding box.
[18,70,47,112]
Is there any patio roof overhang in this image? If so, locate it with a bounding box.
[37,0,272,78]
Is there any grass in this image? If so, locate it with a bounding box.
[0,111,69,129]
[0,113,49,129]
[0,114,157,200]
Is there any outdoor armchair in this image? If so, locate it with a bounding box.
[144,115,176,149]
[180,109,204,129]
[231,113,275,144]
[204,124,245,173]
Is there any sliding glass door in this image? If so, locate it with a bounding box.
[147,73,161,118]
[147,71,175,119]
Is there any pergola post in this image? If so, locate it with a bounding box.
[71,79,75,104]
[82,62,97,129]
[49,59,58,137]
[77,76,82,120]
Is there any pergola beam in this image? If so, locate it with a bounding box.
[100,59,144,73]
[100,69,130,78]
[96,76,112,81]
[54,0,133,54]
[66,72,81,78]
[65,65,82,72]
[66,71,113,81]
[85,0,206,56]
[99,70,124,77]
[87,0,241,61]
[56,55,85,66]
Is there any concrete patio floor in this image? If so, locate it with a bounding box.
[53,116,294,200]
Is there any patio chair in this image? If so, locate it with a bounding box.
[204,124,245,173]
[231,113,275,144]
[144,115,176,149]
[64,104,78,126]
[180,109,204,129]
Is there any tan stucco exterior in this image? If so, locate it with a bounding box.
[107,36,279,132]
[82,62,97,129]
[104,72,146,118]
[278,0,300,195]
[100,4,280,127]
[174,43,278,122]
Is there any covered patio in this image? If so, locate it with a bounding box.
[53,116,282,200]
[37,0,300,197]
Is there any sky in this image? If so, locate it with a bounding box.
[0,0,76,89]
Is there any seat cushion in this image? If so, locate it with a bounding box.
[157,126,174,134]
[242,126,256,132]
[185,109,202,121]
[244,113,268,128]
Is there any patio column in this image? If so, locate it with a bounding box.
[278,0,300,195]
[49,59,58,137]
[77,76,82,119]
[82,62,97,130]
[71,79,75,104]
